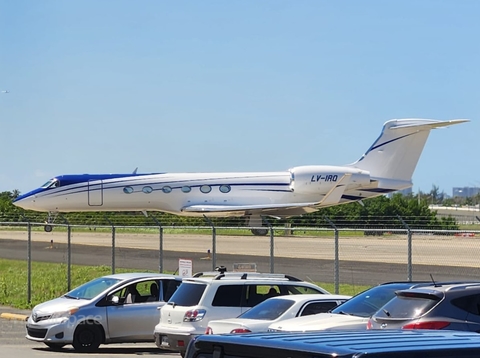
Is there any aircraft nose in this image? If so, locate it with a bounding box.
[13,189,42,211]
[13,195,36,210]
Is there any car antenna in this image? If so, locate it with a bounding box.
[430,273,439,287]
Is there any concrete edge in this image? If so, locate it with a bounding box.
[0,312,29,321]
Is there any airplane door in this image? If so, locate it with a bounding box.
[88,180,103,206]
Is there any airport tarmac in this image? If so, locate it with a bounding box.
[1,230,480,285]
[2,229,480,266]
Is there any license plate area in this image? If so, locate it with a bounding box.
[160,335,170,347]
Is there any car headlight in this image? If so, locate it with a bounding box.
[50,307,79,319]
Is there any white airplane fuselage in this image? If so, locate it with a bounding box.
[15,166,385,216]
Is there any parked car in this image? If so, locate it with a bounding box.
[368,282,480,331]
[153,267,329,356]
[26,272,182,352]
[205,293,350,335]
[267,281,446,332]
[186,329,480,358]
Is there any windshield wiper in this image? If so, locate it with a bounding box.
[382,308,391,317]
[337,311,353,315]
[63,294,79,300]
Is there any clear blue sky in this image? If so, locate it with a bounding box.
[1,1,478,196]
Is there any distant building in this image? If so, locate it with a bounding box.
[452,187,480,198]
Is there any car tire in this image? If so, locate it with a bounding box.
[44,342,65,350]
[72,323,102,352]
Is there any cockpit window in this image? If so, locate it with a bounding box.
[41,179,59,189]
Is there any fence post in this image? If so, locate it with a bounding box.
[150,214,164,273]
[397,215,412,281]
[104,216,116,274]
[324,216,339,294]
[203,215,216,270]
[262,217,275,273]
[60,216,72,291]
[22,215,32,305]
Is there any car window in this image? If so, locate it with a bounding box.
[280,285,323,295]
[162,279,182,301]
[168,282,207,306]
[331,284,412,317]
[212,285,244,307]
[300,301,340,316]
[451,294,480,315]
[375,294,441,319]
[238,298,295,320]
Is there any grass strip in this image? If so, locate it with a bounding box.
[0,258,369,309]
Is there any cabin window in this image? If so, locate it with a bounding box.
[162,186,172,194]
[123,186,134,194]
[181,186,191,193]
[200,185,212,194]
[219,185,231,193]
[142,186,153,194]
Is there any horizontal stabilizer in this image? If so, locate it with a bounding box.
[389,119,469,131]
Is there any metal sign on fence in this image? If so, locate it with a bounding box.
[179,258,193,277]
[233,263,257,272]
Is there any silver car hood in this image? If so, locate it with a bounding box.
[269,313,368,332]
[32,296,90,314]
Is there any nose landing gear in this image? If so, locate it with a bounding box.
[44,212,59,232]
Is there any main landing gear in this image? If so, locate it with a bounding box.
[247,215,269,236]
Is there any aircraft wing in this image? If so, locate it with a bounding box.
[182,174,352,214]
[181,202,320,213]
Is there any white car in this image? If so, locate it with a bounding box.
[26,272,182,352]
[205,293,350,335]
[267,281,440,332]
[154,268,329,356]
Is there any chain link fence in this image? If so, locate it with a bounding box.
[1,214,480,304]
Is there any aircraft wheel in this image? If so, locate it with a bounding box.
[251,228,269,236]
[44,225,53,232]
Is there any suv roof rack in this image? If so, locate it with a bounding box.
[192,270,302,281]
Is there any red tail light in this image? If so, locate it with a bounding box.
[230,328,252,334]
[205,327,213,334]
[183,309,206,322]
[402,321,451,330]
[366,319,373,330]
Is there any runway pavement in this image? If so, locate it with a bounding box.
[1,230,480,286]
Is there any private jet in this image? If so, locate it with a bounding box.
[13,118,468,234]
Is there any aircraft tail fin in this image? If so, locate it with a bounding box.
[347,119,468,181]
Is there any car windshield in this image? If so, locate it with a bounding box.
[239,298,295,320]
[331,284,413,317]
[64,277,121,300]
